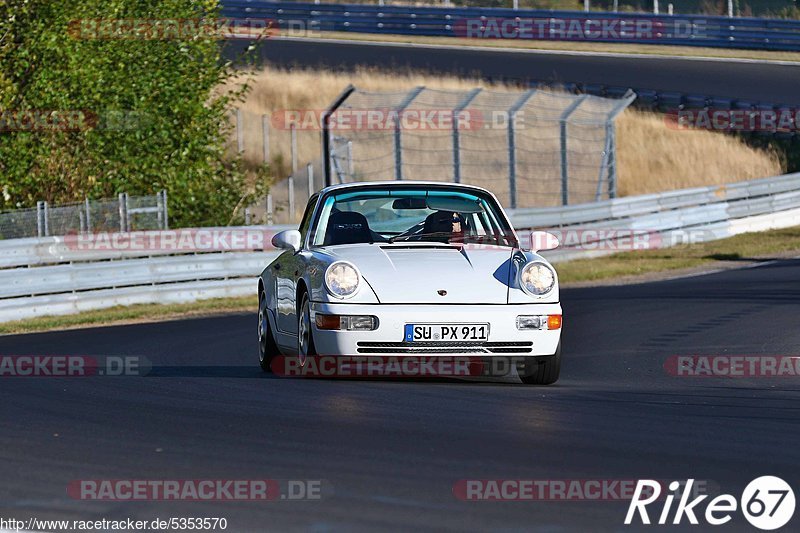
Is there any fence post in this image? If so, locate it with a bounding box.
[322,84,355,187]
[307,163,314,197]
[288,176,295,222]
[236,109,244,154]
[607,123,619,199]
[118,192,128,232]
[452,88,481,184]
[42,201,50,236]
[266,193,274,225]
[154,190,167,230]
[327,129,335,185]
[559,95,587,206]
[161,190,169,230]
[84,197,92,233]
[36,201,45,237]
[262,114,270,163]
[507,89,535,209]
[156,191,163,229]
[290,123,298,174]
[125,193,131,232]
[394,86,424,181]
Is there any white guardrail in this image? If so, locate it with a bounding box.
[1,172,799,323]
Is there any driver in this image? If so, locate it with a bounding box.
[421,210,466,243]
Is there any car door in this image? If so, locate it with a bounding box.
[275,196,318,337]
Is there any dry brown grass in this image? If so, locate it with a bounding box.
[616,111,783,196]
[223,66,783,199]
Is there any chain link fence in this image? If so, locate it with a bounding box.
[0,191,168,240]
[324,86,635,209]
[234,86,634,225]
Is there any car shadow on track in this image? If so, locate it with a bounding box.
[141,365,535,385]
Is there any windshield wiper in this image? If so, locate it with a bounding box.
[387,231,456,244]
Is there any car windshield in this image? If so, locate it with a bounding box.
[310,187,516,247]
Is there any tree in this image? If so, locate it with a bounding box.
[0,0,263,227]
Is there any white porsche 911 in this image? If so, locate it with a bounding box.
[257,181,563,384]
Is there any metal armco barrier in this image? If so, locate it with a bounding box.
[221,1,800,51]
[523,172,800,263]
[0,173,799,322]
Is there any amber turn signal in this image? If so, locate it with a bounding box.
[547,315,562,330]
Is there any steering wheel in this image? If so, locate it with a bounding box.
[389,222,425,241]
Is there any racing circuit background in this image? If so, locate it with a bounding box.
[2,0,800,531]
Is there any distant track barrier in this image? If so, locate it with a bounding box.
[221,1,800,52]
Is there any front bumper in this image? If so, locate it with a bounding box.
[310,302,562,357]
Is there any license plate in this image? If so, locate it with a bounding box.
[404,324,489,342]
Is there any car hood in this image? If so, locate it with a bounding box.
[326,243,515,304]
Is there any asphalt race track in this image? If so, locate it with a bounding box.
[1,259,799,531]
[224,38,800,105]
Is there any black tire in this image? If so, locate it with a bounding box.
[297,292,317,365]
[258,291,279,373]
[518,342,561,385]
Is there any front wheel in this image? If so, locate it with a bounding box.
[297,292,316,366]
[258,292,279,373]
[518,342,561,385]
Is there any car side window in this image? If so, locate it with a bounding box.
[297,196,318,247]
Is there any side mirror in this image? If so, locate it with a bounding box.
[528,231,560,252]
[272,230,302,252]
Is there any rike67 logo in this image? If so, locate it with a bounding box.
[626,477,795,530]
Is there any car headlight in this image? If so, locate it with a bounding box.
[519,261,556,296]
[325,261,360,298]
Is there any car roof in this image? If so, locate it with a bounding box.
[319,180,493,195]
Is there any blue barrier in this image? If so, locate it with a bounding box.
[221,1,800,51]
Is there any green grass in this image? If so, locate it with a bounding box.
[2,226,799,335]
[557,225,800,282]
